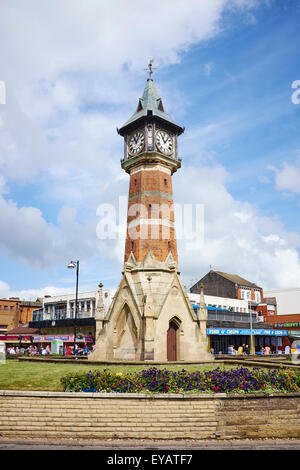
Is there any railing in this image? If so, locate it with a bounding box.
[35,310,96,322]
[207,310,258,323]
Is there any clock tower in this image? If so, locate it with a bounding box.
[90,69,211,363]
[118,74,183,266]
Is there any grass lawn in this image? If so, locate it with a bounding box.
[0,359,242,392]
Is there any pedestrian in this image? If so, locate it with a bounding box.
[238,345,243,355]
[245,344,250,355]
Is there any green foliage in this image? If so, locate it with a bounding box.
[60,366,300,394]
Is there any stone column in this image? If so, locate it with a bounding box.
[143,276,155,361]
[198,284,209,355]
[95,283,105,340]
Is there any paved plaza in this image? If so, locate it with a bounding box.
[1,437,300,450]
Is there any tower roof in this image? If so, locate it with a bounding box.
[118,78,184,136]
[214,271,261,289]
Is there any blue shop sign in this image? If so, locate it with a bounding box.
[206,328,288,336]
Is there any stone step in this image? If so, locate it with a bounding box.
[0,417,218,425]
[0,429,215,439]
[0,401,216,412]
[0,408,215,419]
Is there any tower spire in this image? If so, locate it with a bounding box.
[144,59,157,80]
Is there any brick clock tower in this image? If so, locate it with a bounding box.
[90,67,211,362]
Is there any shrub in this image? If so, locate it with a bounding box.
[60,367,300,394]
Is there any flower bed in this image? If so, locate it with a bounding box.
[60,367,300,394]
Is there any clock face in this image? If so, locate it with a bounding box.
[155,130,173,155]
[128,130,145,156]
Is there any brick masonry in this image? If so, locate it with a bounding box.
[0,391,299,440]
[124,165,178,264]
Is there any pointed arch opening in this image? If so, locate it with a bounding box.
[114,303,138,360]
[167,316,181,361]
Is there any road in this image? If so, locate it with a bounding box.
[1,437,300,450]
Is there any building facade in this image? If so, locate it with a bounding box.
[0,298,42,334]
[190,270,263,303]
[29,286,116,345]
[262,288,300,338]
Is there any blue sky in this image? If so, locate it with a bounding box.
[0,0,300,299]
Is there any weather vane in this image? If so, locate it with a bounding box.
[144,59,157,79]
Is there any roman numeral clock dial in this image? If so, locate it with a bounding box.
[128,131,145,156]
[155,130,173,155]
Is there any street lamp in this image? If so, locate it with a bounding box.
[249,299,254,355]
[68,260,79,356]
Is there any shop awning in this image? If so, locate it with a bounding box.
[207,328,288,336]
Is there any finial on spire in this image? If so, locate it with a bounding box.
[144,59,157,79]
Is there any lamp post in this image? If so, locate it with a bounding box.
[67,260,79,356]
[249,299,254,355]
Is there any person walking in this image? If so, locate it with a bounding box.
[265,345,271,355]
[238,345,243,355]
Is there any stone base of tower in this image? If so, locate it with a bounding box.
[89,251,213,363]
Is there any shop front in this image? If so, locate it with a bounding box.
[207,328,289,354]
[0,335,35,348]
[33,334,94,354]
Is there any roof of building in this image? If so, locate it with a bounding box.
[118,78,184,136]
[213,271,261,289]
[0,298,42,306]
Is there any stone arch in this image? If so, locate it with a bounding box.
[114,303,138,360]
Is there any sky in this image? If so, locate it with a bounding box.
[0,0,300,300]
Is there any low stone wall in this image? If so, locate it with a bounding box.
[0,390,299,440]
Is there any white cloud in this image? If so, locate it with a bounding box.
[0,282,76,301]
[2,0,299,294]
[0,281,10,298]
[204,62,215,78]
[0,188,98,268]
[172,163,300,290]
[273,158,300,195]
